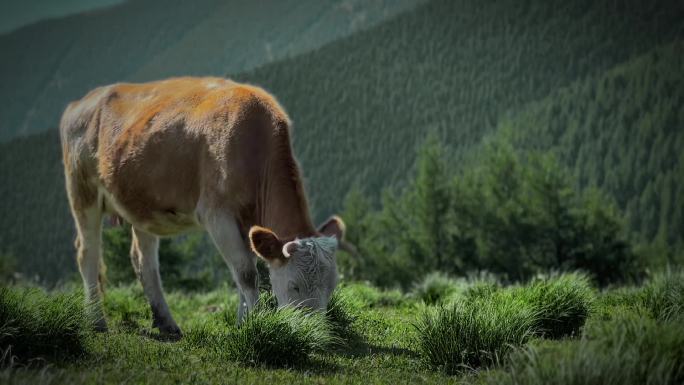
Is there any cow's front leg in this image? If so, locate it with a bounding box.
[204,212,259,324]
[130,227,181,337]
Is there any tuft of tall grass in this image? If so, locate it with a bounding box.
[486,314,684,385]
[518,273,595,338]
[416,291,538,374]
[218,298,337,367]
[412,272,464,305]
[640,269,684,321]
[326,289,359,338]
[0,287,90,364]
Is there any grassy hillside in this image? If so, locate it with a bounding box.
[501,42,684,247]
[1,0,683,283]
[0,0,422,140]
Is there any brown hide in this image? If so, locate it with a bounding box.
[60,77,317,239]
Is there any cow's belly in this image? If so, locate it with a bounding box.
[99,185,202,237]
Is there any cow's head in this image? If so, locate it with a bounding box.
[248,216,348,310]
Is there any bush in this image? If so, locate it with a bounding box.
[102,225,218,291]
[0,287,90,364]
[487,315,684,385]
[640,269,684,322]
[519,273,594,338]
[342,137,637,288]
[416,291,538,373]
[222,299,336,367]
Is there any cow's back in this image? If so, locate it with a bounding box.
[60,77,292,235]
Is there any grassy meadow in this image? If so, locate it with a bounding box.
[2,270,683,384]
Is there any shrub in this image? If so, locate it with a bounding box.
[416,291,538,374]
[0,287,90,364]
[222,299,336,367]
[640,269,684,321]
[412,272,461,305]
[342,137,637,288]
[486,315,684,385]
[519,273,594,338]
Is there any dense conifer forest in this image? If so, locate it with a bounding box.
[0,0,682,283]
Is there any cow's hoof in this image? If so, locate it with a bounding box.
[158,324,183,340]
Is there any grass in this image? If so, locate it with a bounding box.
[416,291,538,373]
[412,272,462,305]
[225,299,335,367]
[518,272,595,338]
[2,271,684,384]
[640,269,684,321]
[484,314,684,385]
[0,286,90,365]
[325,288,360,338]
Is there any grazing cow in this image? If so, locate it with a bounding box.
[60,77,350,336]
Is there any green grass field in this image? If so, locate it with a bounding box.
[2,271,683,385]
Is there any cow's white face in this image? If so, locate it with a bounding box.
[269,237,338,310]
[248,217,345,310]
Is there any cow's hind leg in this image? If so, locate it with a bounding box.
[72,205,107,331]
[130,227,181,337]
[204,212,259,324]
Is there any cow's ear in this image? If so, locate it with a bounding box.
[249,226,287,266]
[318,215,346,240]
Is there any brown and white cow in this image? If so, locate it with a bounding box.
[60,77,348,336]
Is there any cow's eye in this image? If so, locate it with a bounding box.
[288,281,300,293]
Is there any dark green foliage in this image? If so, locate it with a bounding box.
[518,273,594,338]
[459,140,636,285]
[416,291,538,373]
[504,41,684,249]
[238,0,684,225]
[640,269,684,321]
[102,225,136,285]
[0,131,73,285]
[0,254,16,284]
[348,136,636,287]
[487,315,684,385]
[222,300,336,367]
[0,287,89,364]
[102,225,220,291]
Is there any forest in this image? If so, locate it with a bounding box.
[0,0,681,284]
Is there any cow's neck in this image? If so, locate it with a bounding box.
[257,131,317,240]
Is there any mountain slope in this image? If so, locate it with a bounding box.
[0,0,124,34]
[236,0,684,220]
[500,41,684,246]
[1,0,683,283]
[0,0,423,141]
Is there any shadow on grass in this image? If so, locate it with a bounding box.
[331,332,418,359]
[139,329,183,343]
